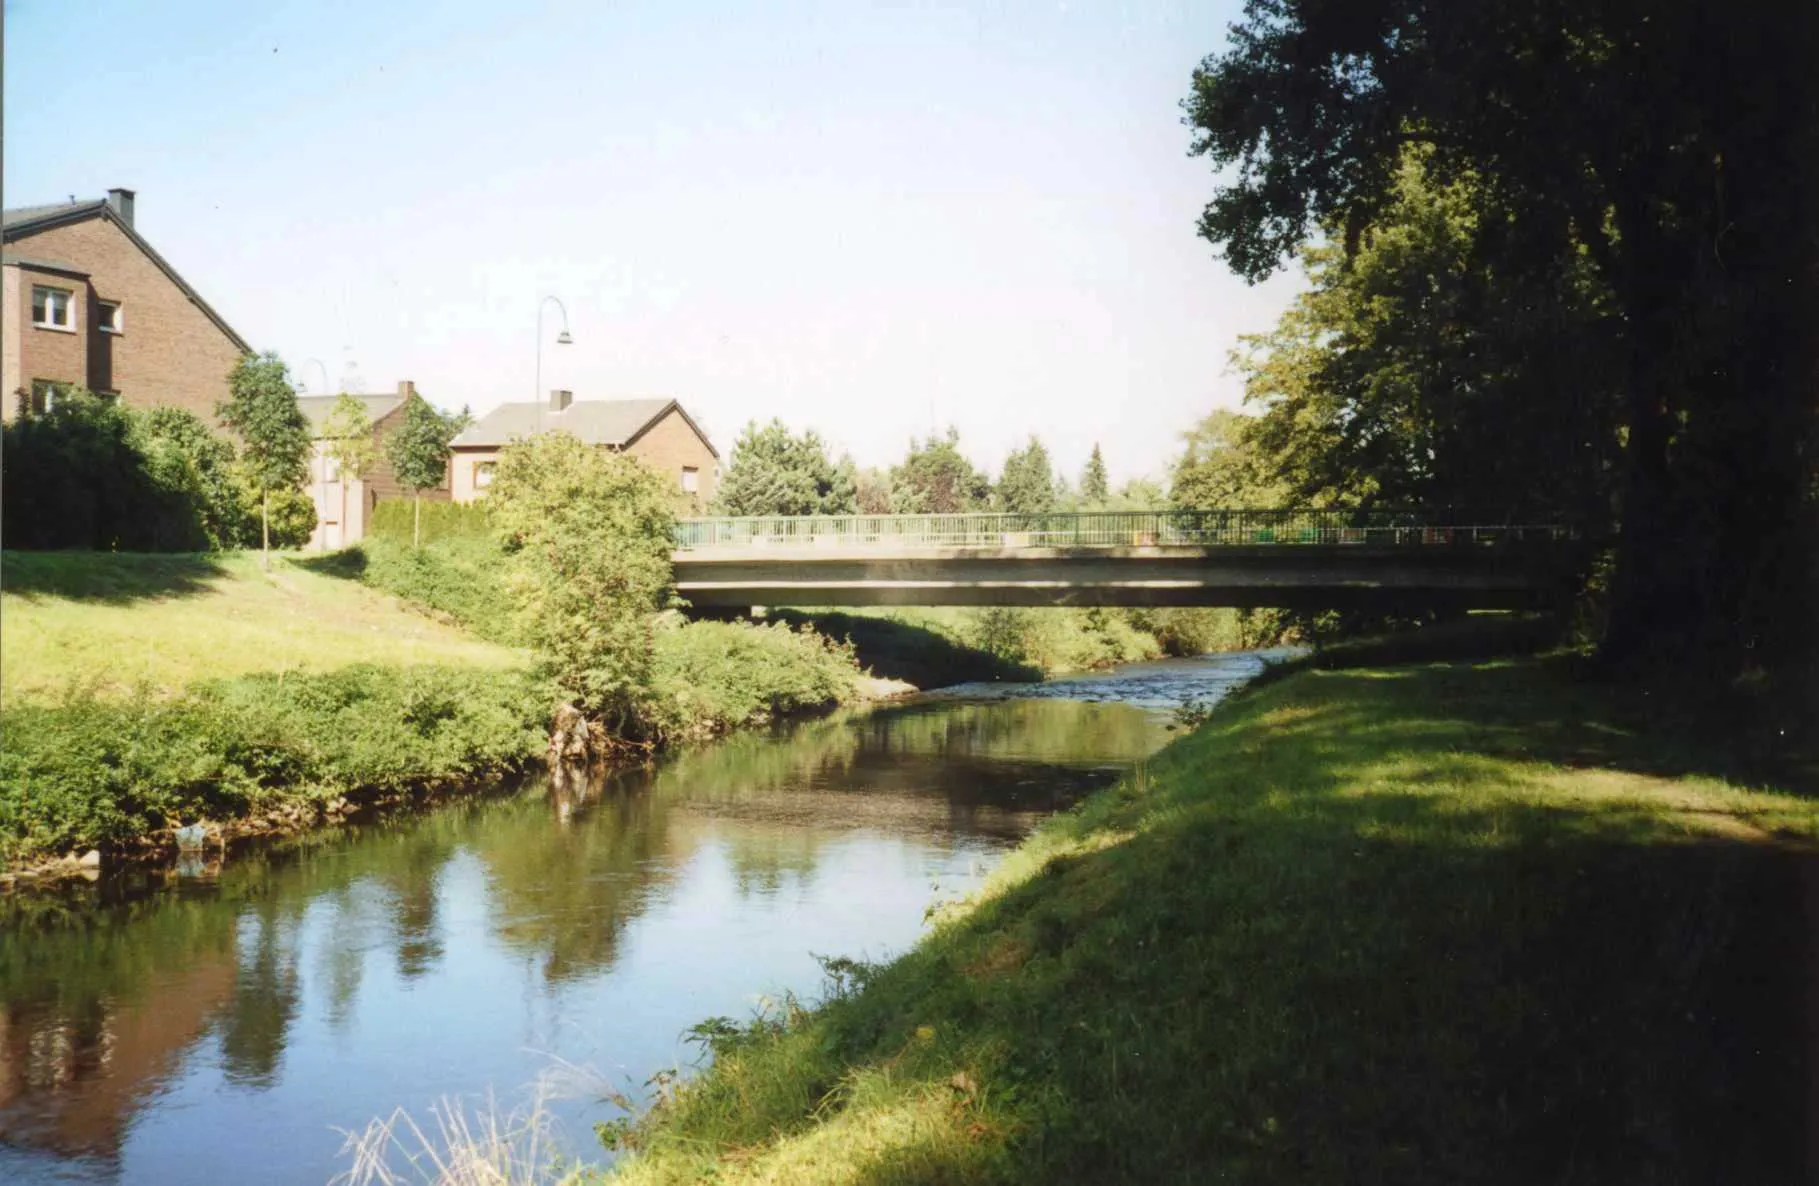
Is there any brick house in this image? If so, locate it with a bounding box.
[450,392,720,506]
[298,381,451,550]
[1,189,249,421]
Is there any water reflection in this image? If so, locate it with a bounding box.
[0,655,1263,1183]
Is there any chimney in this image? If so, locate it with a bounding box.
[397,380,417,399]
[549,389,572,412]
[106,188,135,229]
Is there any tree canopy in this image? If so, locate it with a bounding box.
[995,436,1058,515]
[384,396,468,546]
[1186,0,1818,674]
[1079,445,1109,506]
[219,352,312,563]
[710,419,857,517]
[890,429,991,514]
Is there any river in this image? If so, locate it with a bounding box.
[0,650,1281,1184]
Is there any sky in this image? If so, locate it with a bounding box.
[3,0,1301,485]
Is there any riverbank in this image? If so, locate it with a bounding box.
[607,654,1819,1183]
[0,551,876,882]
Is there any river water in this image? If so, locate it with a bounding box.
[0,651,1279,1184]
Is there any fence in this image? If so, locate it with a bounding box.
[673,511,1573,550]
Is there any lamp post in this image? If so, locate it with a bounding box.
[535,296,573,435]
[298,357,331,395]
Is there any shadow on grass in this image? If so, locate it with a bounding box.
[766,609,1040,690]
[620,660,1818,1185]
[0,551,229,603]
[291,547,369,580]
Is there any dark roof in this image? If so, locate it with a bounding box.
[0,250,89,276]
[296,394,408,438]
[2,200,107,230]
[2,196,251,353]
[452,397,719,457]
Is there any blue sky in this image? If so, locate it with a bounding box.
[3,0,1299,482]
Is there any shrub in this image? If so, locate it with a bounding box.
[352,535,521,643]
[0,665,545,863]
[370,499,495,545]
[650,618,861,739]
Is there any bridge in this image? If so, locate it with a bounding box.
[670,511,1577,610]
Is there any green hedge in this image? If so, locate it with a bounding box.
[0,664,545,863]
[650,619,862,739]
[369,498,496,544]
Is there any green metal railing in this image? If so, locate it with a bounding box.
[673,511,1573,550]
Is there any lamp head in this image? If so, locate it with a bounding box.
[556,329,573,345]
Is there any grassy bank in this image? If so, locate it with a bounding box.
[1,551,521,702]
[608,657,1819,1183]
[1,549,870,871]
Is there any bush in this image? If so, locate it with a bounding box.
[370,497,495,544]
[352,535,521,643]
[0,665,545,863]
[650,618,862,739]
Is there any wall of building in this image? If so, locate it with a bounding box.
[449,447,499,505]
[1,264,20,411]
[627,406,719,508]
[307,402,450,547]
[4,216,244,422]
[5,262,92,418]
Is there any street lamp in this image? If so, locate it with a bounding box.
[535,296,573,435]
[298,357,331,395]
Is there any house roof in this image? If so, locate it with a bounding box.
[296,394,407,438]
[451,397,720,457]
[0,250,90,277]
[2,196,252,353]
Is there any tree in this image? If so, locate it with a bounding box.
[218,352,311,568]
[135,406,253,549]
[710,419,857,516]
[487,433,677,747]
[853,466,895,514]
[1185,0,1818,675]
[384,395,467,548]
[320,394,379,547]
[1223,155,1620,527]
[1080,444,1109,506]
[1171,409,1289,511]
[890,429,990,514]
[995,436,1058,515]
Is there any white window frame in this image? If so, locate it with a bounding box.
[31,286,74,331]
[97,300,123,334]
[475,461,496,489]
[680,466,700,494]
[28,379,68,414]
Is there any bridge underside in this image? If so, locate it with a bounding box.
[672,546,1565,611]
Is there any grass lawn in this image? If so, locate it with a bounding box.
[2,551,523,703]
[609,656,1819,1184]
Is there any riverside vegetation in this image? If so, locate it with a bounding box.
[0,435,867,875]
[601,644,1818,1184]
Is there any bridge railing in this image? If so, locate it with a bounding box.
[673,511,1573,550]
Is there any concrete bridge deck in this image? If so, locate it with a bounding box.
[670,514,1576,609]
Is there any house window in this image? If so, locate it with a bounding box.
[681,466,699,494]
[97,300,123,334]
[31,286,73,330]
[475,461,496,489]
[27,380,71,414]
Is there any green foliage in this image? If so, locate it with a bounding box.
[219,352,310,496]
[611,660,1819,1183]
[1184,1,1817,674]
[0,665,544,863]
[254,481,317,549]
[1170,408,1286,512]
[339,534,522,645]
[994,436,1057,514]
[488,433,677,735]
[369,499,496,545]
[711,419,858,516]
[3,389,179,550]
[853,466,895,514]
[135,406,252,549]
[384,395,465,496]
[769,609,1039,687]
[649,619,862,740]
[321,393,379,484]
[1079,444,1109,506]
[889,428,991,513]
